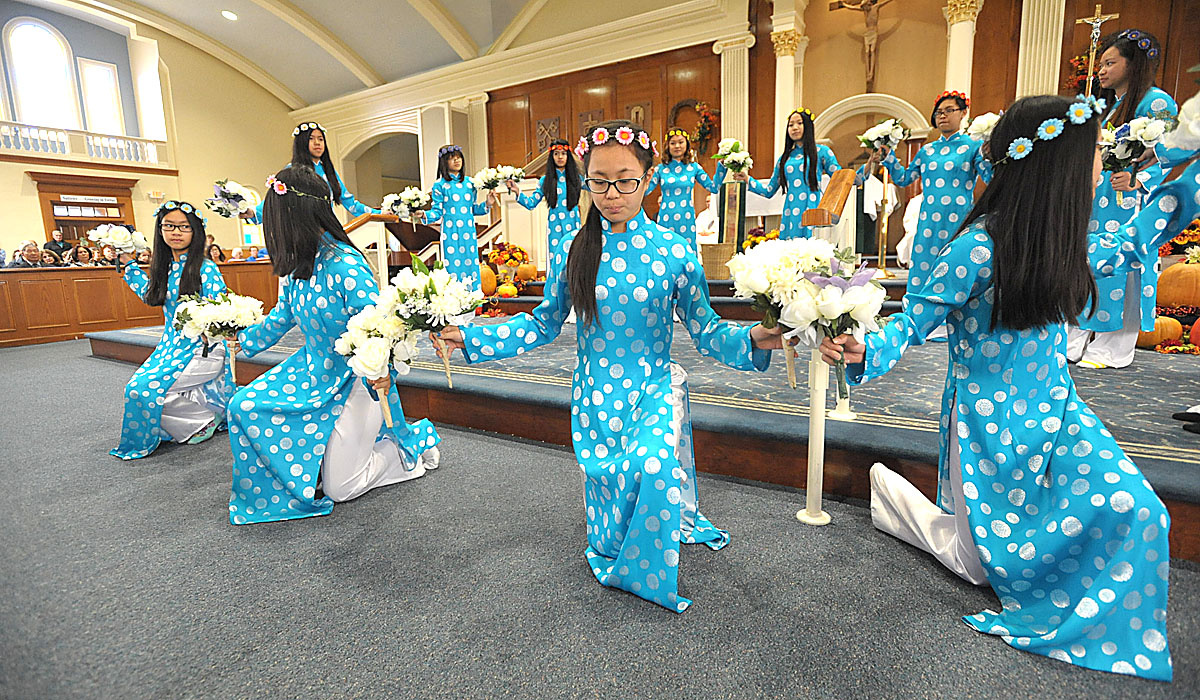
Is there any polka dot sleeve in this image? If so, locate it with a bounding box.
[1091,161,1199,276]
[695,162,725,194]
[673,243,769,372]
[747,158,782,199]
[332,169,381,218]
[818,145,840,177]
[123,262,148,299]
[851,227,992,385]
[238,278,294,358]
[424,181,446,225]
[971,139,994,185]
[201,261,227,299]
[882,148,922,187]
[1130,89,1179,197]
[471,187,491,216]
[515,177,545,210]
[644,168,659,196]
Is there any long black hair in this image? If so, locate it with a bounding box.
[1098,30,1162,126]
[565,119,655,329]
[262,166,359,280]
[776,110,819,193]
[290,124,342,202]
[436,145,466,182]
[543,139,581,210]
[961,95,1100,331]
[144,204,207,307]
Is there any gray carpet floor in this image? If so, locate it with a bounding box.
[1,340,1197,700]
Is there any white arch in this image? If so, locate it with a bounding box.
[814,93,932,141]
[3,16,83,129]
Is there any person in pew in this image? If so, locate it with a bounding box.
[646,127,727,252]
[206,243,226,262]
[136,248,152,265]
[69,245,97,266]
[226,166,440,525]
[414,144,497,294]
[507,138,583,282]
[98,244,120,267]
[39,249,63,267]
[819,96,1172,680]
[43,229,71,258]
[241,121,381,225]
[5,240,43,268]
[229,247,245,261]
[111,201,234,460]
[732,108,839,240]
[433,120,790,612]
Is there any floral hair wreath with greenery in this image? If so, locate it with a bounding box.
[992,94,1106,165]
[292,122,324,137]
[574,126,658,159]
[1119,29,1160,60]
[154,200,207,226]
[265,174,330,202]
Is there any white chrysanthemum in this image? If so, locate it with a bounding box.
[1164,93,1200,150]
[967,112,1001,140]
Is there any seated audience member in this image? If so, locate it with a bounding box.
[0,249,6,265]
[229,247,245,261]
[98,245,121,266]
[246,245,262,261]
[6,241,43,268]
[137,249,152,265]
[206,243,227,262]
[43,230,71,258]
[70,245,97,266]
[40,249,64,267]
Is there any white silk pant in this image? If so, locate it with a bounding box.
[868,409,988,586]
[322,382,427,502]
[1066,272,1141,368]
[161,346,225,443]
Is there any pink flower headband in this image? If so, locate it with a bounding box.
[266,174,330,202]
[575,126,658,159]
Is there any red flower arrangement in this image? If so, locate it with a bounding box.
[1063,54,1092,94]
[487,242,530,267]
[1159,218,1200,257]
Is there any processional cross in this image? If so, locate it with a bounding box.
[1076,4,1120,97]
[830,0,894,93]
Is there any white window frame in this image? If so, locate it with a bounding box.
[77,57,125,135]
[2,16,83,130]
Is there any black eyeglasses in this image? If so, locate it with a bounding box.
[934,108,963,118]
[161,223,193,233]
[584,173,647,195]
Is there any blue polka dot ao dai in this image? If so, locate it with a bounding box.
[250,160,380,224]
[426,176,490,291]
[850,222,1172,680]
[646,160,726,249]
[748,144,839,239]
[514,168,582,276]
[226,236,440,525]
[112,257,233,460]
[461,210,770,612]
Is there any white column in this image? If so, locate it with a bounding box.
[770,1,810,153]
[466,93,489,174]
[1015,0,1067,98]
[944,0,984,93]
[713,33,757,143]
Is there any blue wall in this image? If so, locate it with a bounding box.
[0,0,140,137]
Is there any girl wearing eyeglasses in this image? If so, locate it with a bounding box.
[111,201,234,460]
[415,144,496,293]
[646,127,727,250]
[431,120,790,613]
[865,91,992,300]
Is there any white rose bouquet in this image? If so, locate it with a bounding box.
[385,257,486,388]
[204,179,256,219]
[965,112,1002,141]
[1102,116,1171,204]
[802,259,888,402]
[173,292,264,383]
[471,165,525,192]
[333,301,425,428]
[711,138,754,173]
[858,118,910,151]
[88,223,149,254]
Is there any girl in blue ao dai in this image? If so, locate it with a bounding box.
[227,167,440,525]
[746,109,839,239]
[823,96,1172,681]
[646,127,727,250]
[508,139,583,276]
[435,121,786,612]
[112,202,233,460]
[1070,30,1178,369]
[247,122,380,226]
[418,144,494,293]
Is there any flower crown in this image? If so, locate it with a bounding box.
[548,142,571,153]
[265,174,330,201]
[935,90,970,109]
[154,200,207,226]
[993,94,1106,164]
[665,127,690,140]
[789,108,814,121]
[1119,30,1160,60]
[574,126,658,159]
[438,145,463,157]
[292,122,324,137]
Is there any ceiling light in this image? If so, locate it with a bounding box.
[221,10,238,21]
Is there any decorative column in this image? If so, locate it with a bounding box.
[944,0,984,93]
[465,93,489,175]
[713,33,757,144]
[1015,0,1067,98]
[770,1,810,154]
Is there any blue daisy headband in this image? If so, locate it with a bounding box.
[993,94,1106,165]
[155,200,207,226]
[1118,30,1159,60]
[438,145,463,157]
[293,122,324,136]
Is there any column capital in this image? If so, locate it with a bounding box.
[465,93,490,106]
[945,0,985,25]
[712,33,756,55]
[771,29,800,57]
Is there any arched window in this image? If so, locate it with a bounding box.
[3,18,82,130]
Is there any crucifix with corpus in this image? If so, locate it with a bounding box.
[831,0,895,93]
[1076,3,1120,96]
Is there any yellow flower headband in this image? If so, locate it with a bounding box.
[790,108,814,121]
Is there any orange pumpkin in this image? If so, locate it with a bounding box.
[517,262,538,282]
[1191,322,1200,346]
[480,264,497,296]
[1157,257,1200,307]
[497,282,519,298]
[1136,316,1183,349]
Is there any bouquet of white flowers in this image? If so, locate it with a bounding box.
[204,179,256,219]
[858,118,910,151]
[88,223,149,254]
[333,303,424,427]
[965,112,1001,141]
[801,258,888,402]
[173,292,264,383]
[471,165,525,192]
[381,187,431,220]
[712,138,754,173]
[1102,116,1170,204]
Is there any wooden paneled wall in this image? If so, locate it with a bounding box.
[0,261,278,348]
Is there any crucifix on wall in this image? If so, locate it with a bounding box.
[830,0,895,93]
